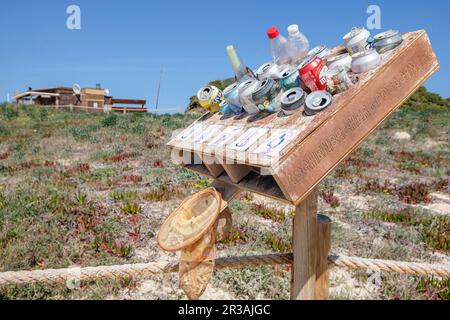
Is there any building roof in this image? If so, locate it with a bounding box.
[13,91,61,100]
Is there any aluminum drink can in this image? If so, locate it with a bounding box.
[197,86,224,113]
[373,30,403,54]
[256,62,281,80]
[299,56,328,92]
[307,46,331,61]
[223,83,242,109]
[252,78,282,113]
[279,67,301,91]
[351,49,381,74]
[326,53,352,71]
[219,100,234,116]
[325,66,354,95]
[343,27,373,56]
[238,79,260,115]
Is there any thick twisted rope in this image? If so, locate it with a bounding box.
[0,254,448,287]
[328,255,450,278]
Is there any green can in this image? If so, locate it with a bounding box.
[279,67,301,91]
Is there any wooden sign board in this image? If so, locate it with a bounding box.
[168,30,439,205]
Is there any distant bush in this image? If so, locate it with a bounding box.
[101,113,118,127]
[402,86,449,110]
[0,123,9,137]
[1,104,19,120]
[66,125,99,141]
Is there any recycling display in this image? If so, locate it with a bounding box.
[162,26,439,300]
[196,25,403,117]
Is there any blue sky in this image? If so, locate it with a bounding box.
[1,0,449,113]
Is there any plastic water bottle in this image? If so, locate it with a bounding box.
[287,24,310,65]
[267,26,291,67]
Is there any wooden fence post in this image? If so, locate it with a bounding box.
[291,189,318,300]
[315,214,331,300]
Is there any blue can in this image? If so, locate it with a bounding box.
[223,82,244,115]
[219,101,235,116]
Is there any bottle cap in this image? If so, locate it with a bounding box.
[288,24,299,35]
[267,27,280,39]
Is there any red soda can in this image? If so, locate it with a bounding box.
[299,56,328,91]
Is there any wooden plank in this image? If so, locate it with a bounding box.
[274,30,439,205]
[211,180,240,202]
[292,189,318,300]
[112,98,146,105]
[222,163,252,184]
[185,164,289,204]
[315,214,331,300]
[111,107,147,113]
[199,154,225,178]
[82,88,105,95]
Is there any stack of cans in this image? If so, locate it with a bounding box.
[194,24,403,118]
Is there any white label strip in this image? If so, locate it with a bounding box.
[174,123,205,142]
[252,129,300,157]
[192,125,223,144]
[207,126,242,147]
[227,127,269,152]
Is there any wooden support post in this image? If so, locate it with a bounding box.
[291,189,318,300]
[315,214,331,300]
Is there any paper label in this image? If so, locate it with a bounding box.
[207,126,242,147]
[252,129,299,157]
[227,127,269,152]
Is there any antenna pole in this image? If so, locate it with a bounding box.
[155,65,163,113]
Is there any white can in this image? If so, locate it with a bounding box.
[256,62,281,80]
[343,27,372,56]
[351,49,381,74]
[327,53,352,71]
[238,80,260,115]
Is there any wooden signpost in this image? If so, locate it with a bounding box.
[167,30,439,300]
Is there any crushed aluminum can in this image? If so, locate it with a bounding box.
[238,79,260,115]
[308,45,331,61]
[223,83,243,115]
[197,86,224,113]
[373,30,403,54]
[219,100,234,116]
[351,49,381,74]
[261,92,283,114]
[256,62,281,80]
[304,91,334,116]
[343,27,373,56]
[279,67,301,91]
[252,78,282,113]
[281,88,306,115]
[299,56,328,92]
[326,53,352,71]
[325,66,354,95]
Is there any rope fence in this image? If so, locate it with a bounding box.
[0,254,448,287]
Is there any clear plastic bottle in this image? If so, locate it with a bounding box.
[267,26,291,67]
[226,45,256,83]
[287,24,310,65]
